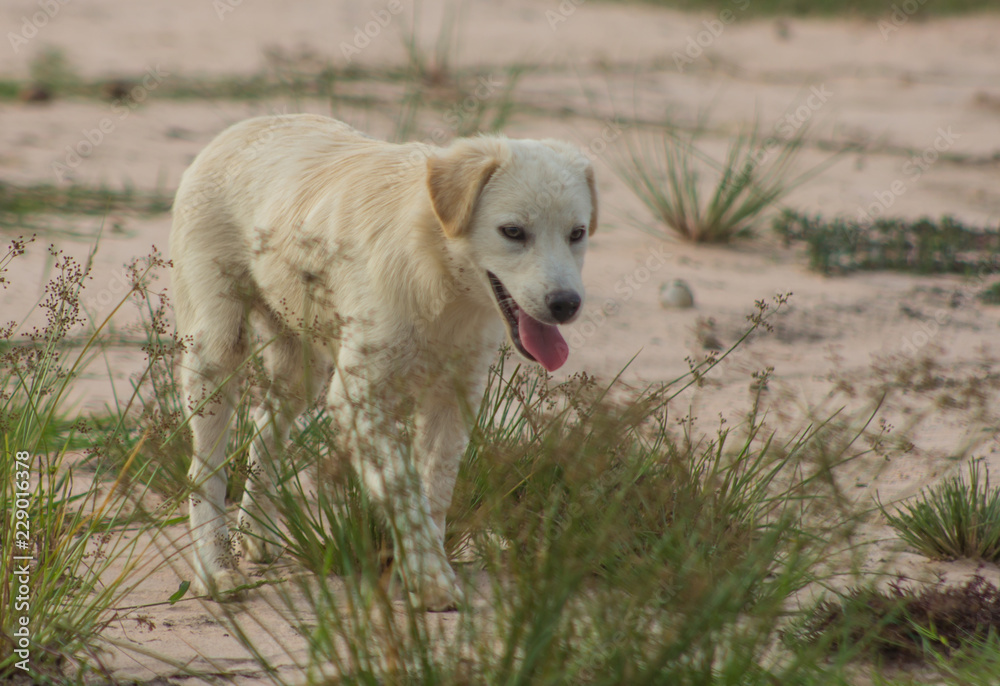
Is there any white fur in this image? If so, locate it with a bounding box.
[170,114,597,610]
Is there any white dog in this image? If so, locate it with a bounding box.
[170,114,596,610]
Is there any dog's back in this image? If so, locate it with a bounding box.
[170,115,449,342]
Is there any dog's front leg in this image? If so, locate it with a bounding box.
[326,353,463,612]
[413,387,470,559]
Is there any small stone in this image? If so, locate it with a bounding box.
[660,279,695,309]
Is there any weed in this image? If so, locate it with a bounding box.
[613,122,813,243]
[400,5,461,89]
[879,460,1000,563]
[773,209,1000,275]
[181,293,904,684]
[977,281,1000,304]
[391,5,525,144]
[27,47,79,96]
[0,182,172,235]
[0,237,181,682]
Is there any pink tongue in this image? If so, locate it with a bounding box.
[517,310,569,372]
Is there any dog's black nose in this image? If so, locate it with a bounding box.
[545,290,581,323]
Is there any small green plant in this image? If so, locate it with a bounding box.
[390,3,524,144]
[27,47,79,95]
[400,4,461,88]
[200,293,914,685]
[613,122,812,243]
[879,461,1000,562]
[0,237,181,682]
[978,281,1000,304]
[0,182,172,235]
[774,209,1000,275]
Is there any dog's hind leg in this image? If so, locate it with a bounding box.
[178,285,250,599]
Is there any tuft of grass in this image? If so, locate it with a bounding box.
[774,209,1000,275]
[400,4,461,89]
[978,281,1000,304]
[879,460,1000,562]
[27,47,80,95]
[613,123,812,243]
[261,409,391,579]
[196,293,917,685]
[0,237,183,682]
[390,5,525,144]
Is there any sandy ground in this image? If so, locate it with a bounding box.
[3,0,1000,682]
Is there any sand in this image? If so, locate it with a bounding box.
[2,0,1000,682]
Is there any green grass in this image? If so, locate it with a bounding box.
[977,281,1000,304]
[239,352,857,684]
[612,123,816,243]
[774,209,1000,275]
[0,237,184,682]
[9,223,996,682]
[176,296,916,685]
[0,182,172,237]
[0,182,172,216]
[6,13,1000,682]
[879,461,1000,563]
[2,42,523,115]
[6,185,1000,684]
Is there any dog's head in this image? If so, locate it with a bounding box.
[427,136,597,372]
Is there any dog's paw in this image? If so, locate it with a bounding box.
[409,554,464,612]
[242,534,276,564]
[414,582,464,612]
[192,568,249,602]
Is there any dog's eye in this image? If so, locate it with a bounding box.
[569,226,586,242]
[499,226,526,241]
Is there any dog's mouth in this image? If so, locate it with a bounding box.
[487,271,569,372]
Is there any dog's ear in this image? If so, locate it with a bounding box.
[585,163,599,236]
[427,140,504,238]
